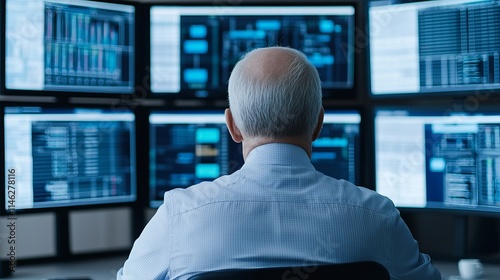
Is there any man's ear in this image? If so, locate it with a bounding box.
[225,108,243,143]
[312,107,324,141]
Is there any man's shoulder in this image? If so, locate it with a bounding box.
[318,176,398,216]
[162,173,244,215]
[161,170,398,218]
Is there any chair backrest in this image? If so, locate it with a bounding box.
[187,261,391,280]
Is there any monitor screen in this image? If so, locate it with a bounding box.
[369,0,500,96]
[313,110,361,184]
[375,108,500,213]
[5,0,135,94]
[3,107,136,212]
[149,111,242,208]
[150,5,355,98]
[149,110,360,208]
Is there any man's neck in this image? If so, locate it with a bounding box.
[242,136,312,161]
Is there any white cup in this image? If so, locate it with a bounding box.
[458,259,484,279]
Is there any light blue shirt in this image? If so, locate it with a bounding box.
[118,143,442,280]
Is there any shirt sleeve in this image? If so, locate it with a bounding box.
[117,203,171,280]
[387,207,443,280]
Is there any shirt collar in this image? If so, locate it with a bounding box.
[242,143,313,168]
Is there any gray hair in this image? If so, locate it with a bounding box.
[228,46,322,139]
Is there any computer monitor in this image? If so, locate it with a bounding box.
[149,110,360,208]
[2,107,136,213]
[5,0,135,94]
[150,4,355,98]
[369,0,500,96]
[313,110,361,184]
[149,111,242,208]
[374,107,500,214]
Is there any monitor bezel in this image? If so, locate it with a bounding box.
[0,102,139,216]
[372,104,500,216]
[144,0,360,101]
[2,0,138,98]
[367,0,500,99]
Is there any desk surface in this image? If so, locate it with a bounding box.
[5,256,500,280]
[4,256,125,280]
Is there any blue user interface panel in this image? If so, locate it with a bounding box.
[313,111,360,185]
[150,6,355,98]
[4,107,136,211]
[149,110,360,208]
[375,108,500,213]
[369,0,500,96]
[149,111,242,208]
[5,0,135,94]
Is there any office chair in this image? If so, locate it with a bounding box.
[187,261,391,280]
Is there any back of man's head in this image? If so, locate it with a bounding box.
[228,46,322,139]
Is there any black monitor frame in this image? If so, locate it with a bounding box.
[143,0,360,102]
[372,104,500,217]
[1,0,138,99]
[367,0,500,99]
[0,102,139,216]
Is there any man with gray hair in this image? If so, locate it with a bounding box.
[118,46,442,280]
